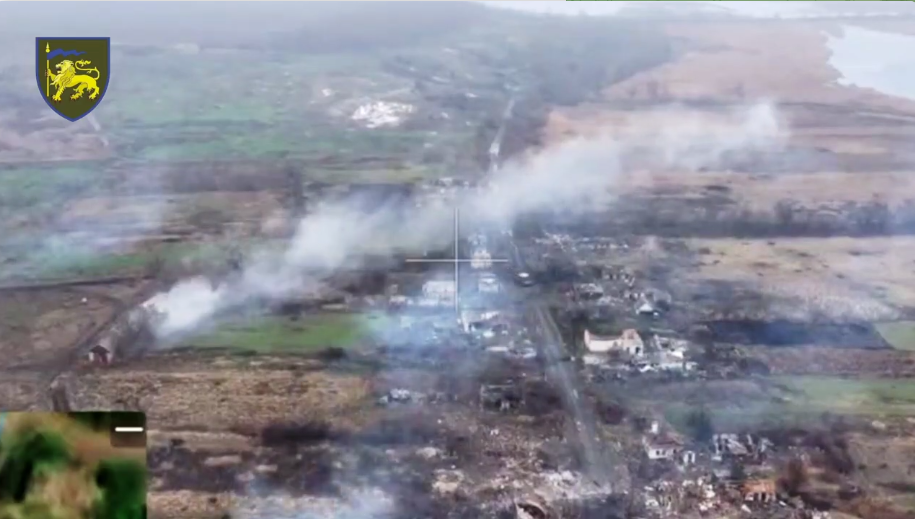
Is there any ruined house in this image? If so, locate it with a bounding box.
[460,309,500,332]
[477,273,501,294]
[713,433,773,461]
[713,433,748,458]
[88,304,161,366]
[650,350,697,372]
[741,478,777,503]
[583,328,645,357]
[480,383,524,412]
[575,283,604,301]
[643,436,682,461]
[87,342,113,365]
[422,280,456,305]
[636,299,660,317]
[642,417,687,461]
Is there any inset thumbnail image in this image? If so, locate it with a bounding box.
[0,411,146,519]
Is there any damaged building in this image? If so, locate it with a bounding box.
[741,478,777,504]
[583,328,645,360]
[479,382,524,412]
[421,279,457,306]
[87,303,163,366]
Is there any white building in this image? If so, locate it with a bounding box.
[422,280,456,305]
[583,328,644,357]
[712,433,748,457]
[636,300,660,317]
[460,309,500,332]
[87,342,113,365]
[471,249,493,270]
[644,437,681,461]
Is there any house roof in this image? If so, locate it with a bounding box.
[648,435,684,448]
[637,301,656,313]
[645,439,681,450]
[585,330,616,342]
[584,329,644,355]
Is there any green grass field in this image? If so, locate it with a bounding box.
[26,251,152,279]
[123,125,432,162]
[183,313,369,353]
[875,321,915,351]
[663,376,915,432]
[84,44,484,164]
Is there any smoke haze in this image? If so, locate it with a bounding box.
[147,101,787,339]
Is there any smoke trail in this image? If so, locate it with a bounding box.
[146,101,786,339]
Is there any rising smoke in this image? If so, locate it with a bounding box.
[146,101,786,339]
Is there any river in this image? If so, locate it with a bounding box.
[827,25,915,102]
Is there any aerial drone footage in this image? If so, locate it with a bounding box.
[1,1,915,518]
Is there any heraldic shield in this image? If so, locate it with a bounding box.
[36,37,110,122]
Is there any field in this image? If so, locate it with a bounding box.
[752,346,915,378]
[657,376,915,432]
[0,41,503,286]
[602,20,915,112]
[64,356,375,516]
[3,4,915,517]
[875,321,915,351]
[848,433,915,509]
[0,373,46,411]
[66,357,372,431]
[182,313,369,353]
[543,17,915,333]
[0,289,113,368]
[774,376,915,416]
[0,281,151,370]
[686,236,915,316]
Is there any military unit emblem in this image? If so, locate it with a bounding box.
[36,37,110,122]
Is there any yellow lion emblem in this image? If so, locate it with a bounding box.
[45,59,101,102]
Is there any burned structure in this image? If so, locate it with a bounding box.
[86,303,163,365]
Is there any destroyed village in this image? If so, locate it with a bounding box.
[2,2,915,519]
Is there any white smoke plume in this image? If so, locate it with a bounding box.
[147,101,787,339]
[474,136,626,225]
[655,101,786,170]
[144,277,229,337]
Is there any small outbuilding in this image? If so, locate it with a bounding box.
[88,343,113,365]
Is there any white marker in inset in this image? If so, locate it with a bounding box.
[114,427,145,433]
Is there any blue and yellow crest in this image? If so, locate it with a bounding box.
[36,37,110,122]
